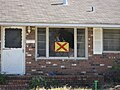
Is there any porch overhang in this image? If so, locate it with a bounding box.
[0,22,120,28]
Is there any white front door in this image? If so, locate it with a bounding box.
[1,27,25,75]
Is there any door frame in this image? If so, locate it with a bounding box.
[1,26,26,75]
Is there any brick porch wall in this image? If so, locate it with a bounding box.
[25,27,120,76]
[0,26,119,75]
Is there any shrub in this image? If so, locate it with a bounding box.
[29,76,47,90]
[29,76,62,90]
[0,73,7,84]
[104,61,120,85]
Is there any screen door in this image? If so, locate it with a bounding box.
[1,27,25,74]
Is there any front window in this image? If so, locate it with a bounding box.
[37,28,86,59]
[103,29,120,51]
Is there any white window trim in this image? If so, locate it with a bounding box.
[103,51,120,53]
[36,27,88,60]
[85,28,88,58]
[46,27,49,58]
[102,28,120,53]
[74,28,77,58]
[35,26,37,61]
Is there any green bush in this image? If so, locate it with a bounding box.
[29,76,62,90]
[111,61,120,83]
[104,61,120,85]
[0,73,7,84]
[29,76,47,90]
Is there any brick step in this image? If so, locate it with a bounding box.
[0,75,32,90]
[0,84,29,90]
[8,80,30,85]
[44,75,104,86]
[7,75,32,80]
[0,75,104,89]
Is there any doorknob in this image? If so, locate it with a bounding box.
[22,49,24,53]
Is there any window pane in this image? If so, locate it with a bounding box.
[37,50,46,57]
[77,29,85,57]
[38,42,46,49]
[103,29,120,51]
[49,28,74,57]
[5,28,22,48]
[37,28,46,57]
[38,34,46,41]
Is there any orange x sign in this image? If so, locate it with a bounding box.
[55,42,69,52]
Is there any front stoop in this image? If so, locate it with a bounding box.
[0,76,32,90]
[0,75,104,90]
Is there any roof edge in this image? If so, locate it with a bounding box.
[0,22,120,28]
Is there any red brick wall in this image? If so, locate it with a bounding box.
[0,26,119,76]
[25,26,36,75]
[0,26,118,85]
[25,27,120,76]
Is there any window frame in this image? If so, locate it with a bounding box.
[103,28,120,53]
[36,27,88,60]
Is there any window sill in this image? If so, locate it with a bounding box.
[103,51,120,53]
[36,57,88,60]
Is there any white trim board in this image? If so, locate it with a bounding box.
[26,40,35,43]
[0,22,120,28]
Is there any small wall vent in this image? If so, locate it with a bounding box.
[86,6,95,12]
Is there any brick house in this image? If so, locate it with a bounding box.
[0,0,120,82]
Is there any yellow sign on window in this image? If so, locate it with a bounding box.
[54,42,69,52]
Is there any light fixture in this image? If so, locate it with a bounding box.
[28,26,31,33]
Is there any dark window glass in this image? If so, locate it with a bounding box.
[103,29,120,51]
[77,29,85,57]
[5,28,22,48]
[49,28,74,57]
[37,28,46,57]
